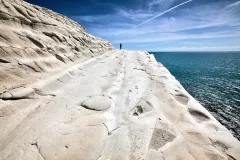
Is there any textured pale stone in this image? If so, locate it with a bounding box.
[0,1,239,160]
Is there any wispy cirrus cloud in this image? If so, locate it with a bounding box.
[71,0,240,51]
[150,45,240,52]
[148,0,176,11]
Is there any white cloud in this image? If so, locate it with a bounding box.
[72,0,240,51]
[111,31,240,43]
[117,9,153,21]
[148,0,177,12]
[150,46,240,52]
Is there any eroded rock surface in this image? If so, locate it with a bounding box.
[0,1,240,160]
[0,0,113,94]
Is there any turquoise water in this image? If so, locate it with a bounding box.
[150,52,240,140]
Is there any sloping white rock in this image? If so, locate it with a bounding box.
[0,1,239,160]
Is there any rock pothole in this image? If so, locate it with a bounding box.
[174,93,189,105]
[132,101,152,116]
[189,108,210,122]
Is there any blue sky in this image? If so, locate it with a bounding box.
[25,0,240,51]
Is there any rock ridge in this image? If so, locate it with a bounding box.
[0,1,240,160]
[0,0,114,93]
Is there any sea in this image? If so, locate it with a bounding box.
[150,52,240,140]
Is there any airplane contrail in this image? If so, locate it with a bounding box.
[135,0,193,27]
[226,0,240,8]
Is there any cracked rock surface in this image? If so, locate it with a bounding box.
[0,1,240,160]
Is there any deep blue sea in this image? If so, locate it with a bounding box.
[150,52,240,140]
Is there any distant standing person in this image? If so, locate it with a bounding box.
[120,43,122,50]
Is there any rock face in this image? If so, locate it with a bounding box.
[1,1,240,160]
[0,0,113,93]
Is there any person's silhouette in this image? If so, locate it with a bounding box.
[120,43,122,50]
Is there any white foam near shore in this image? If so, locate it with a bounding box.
[0,0,240,159]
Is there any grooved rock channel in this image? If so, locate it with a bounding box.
[0,0,240,160]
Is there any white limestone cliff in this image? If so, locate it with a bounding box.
[0,1,239,160]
